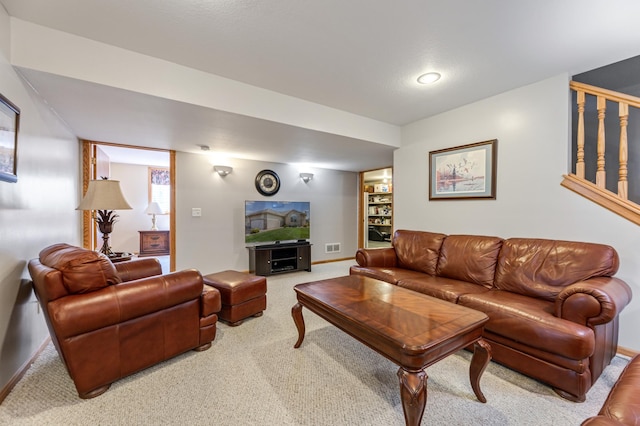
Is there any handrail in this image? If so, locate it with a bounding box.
[570,81,640,109]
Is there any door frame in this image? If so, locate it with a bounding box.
[81,140,177,271]
[358,166,393,249]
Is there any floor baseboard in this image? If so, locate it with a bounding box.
[0,337,50,405]
[617,345,638,358]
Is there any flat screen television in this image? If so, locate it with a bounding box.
[245,200,310,245]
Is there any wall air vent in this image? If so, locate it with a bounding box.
[325,243,341,253]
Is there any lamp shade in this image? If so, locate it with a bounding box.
[145,201,164,215]
[76,179,132,211]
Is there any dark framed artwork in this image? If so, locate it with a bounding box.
[0,93,20,183]
[429,139,497,200]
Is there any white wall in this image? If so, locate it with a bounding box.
[175,153,358,273]
[0,11,80,391]
[395,74,640,351]
[109,162,171,254]
[10,18,401,149]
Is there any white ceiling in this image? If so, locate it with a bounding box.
[3,0,640,171]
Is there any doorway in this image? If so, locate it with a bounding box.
[81,141,176,271]
[359,167,393,248]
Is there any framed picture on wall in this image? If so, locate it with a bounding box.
[0,93,20,183]
[429,139,497,200]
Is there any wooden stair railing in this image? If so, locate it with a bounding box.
[562,81,640,226]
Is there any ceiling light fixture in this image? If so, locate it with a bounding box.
[417,72,441,84]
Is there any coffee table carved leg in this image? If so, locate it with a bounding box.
[397,368,428,426]
[292,302,305,348]
[469,338,492,403]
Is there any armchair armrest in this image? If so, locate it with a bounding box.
[555,277,632,326]
[114,257,163,282]
[201,285,221,317]
[354,247,398,268]
[49,269,204,339]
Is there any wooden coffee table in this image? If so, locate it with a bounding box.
[291,275,491,426]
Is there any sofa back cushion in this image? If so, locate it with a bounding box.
[393,229,447,276]
[39,243,121,294]
[494,238,620,301]
[436,235,503,288]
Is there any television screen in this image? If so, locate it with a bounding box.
[245,200,310,244]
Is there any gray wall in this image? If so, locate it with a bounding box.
[395,74,640,351]
[175,153,358,273]
[0,10,80,392]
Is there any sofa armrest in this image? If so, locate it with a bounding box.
[114,257,163,282]
[354,247,397,268]
[49,269,204,338]
[555,277,632,326]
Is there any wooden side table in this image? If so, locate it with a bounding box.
[139,230,170,256]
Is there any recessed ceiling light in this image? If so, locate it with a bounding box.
[417,72,441,84]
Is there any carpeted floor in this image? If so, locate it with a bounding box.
[0,260,628,425]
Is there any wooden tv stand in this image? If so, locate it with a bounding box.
[248,241,311,276]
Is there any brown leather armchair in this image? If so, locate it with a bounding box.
[28,243,221,399]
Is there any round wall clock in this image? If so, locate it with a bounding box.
[255,169,281,196]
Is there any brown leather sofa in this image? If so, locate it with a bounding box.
[28,243,221,399]
[350,230,632,402]
[582,354,640,425]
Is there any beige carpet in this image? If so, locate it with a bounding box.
[0,260,628,425]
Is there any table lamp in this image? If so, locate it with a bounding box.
[145,201,164,230]
[76,178,132,257]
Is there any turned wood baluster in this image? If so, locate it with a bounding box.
[576,91,586,178]
[596,96,606,188]
[619,102,629,200]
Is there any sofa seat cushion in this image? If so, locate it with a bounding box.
[398,276,490,303]
[458,290,594,360]
[349,265,428,285]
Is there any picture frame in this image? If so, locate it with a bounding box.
[0,93,20,183]
[429,139,497,200]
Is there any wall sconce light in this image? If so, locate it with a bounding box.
[214,165,233,177]
[300,173,314,183]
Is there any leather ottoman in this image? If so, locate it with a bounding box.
[202,270,267,326]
